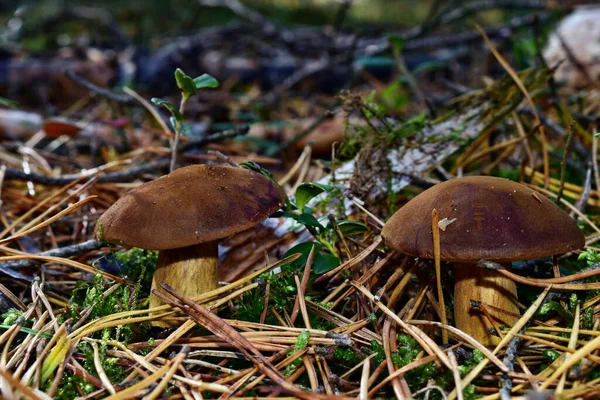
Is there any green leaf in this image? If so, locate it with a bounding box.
[180,122,193,137]
[193,73,219,89]
[0,97,18,109]
[240,161,275,180]
[381,81,409,111]
[295,182,334,210]
[411,60,448,76]
[282,242,340,275]
[175,68,197,98]
[273,210,324,232]
[336,220,370,236]
[283,242,322,269]
[388,35,404,52]
[151,98,183,123]
[312,253,341,274]
[295,213,324,230]
[0,324,53,338]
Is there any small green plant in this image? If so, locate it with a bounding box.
[151,68,218,172]
[241,162,369,275]
[279,182,369,274]
[68,272,149,342]
[578,249,600,266]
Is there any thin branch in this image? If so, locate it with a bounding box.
[65,70,136,104]
[556,121,575,204]
[3,127,249,185]
[0,240,105,270]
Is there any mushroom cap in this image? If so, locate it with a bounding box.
[95,165,286,250]
[381,176,585,262]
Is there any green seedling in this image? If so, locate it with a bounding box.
[151,68,218,172]
[241,162,369,275]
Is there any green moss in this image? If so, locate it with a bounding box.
[67,271,150,343]
[543,349,560,362]
[462,385,482,400]
[233,263,335,331]
[578,249,600,266]
[2,308,23,325]
[284,330,311,377]
[51,376,95,400]
[333,347,364,365]
[113,248,158,297]
[588,367,600,381]
[77,340,127,391]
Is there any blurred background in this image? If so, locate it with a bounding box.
[0,0,575,109]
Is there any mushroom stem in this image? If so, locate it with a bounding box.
[149,241,219,326]
[453,262,519,346]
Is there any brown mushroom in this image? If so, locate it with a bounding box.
[95,164,286,325]
[381,176,584,345]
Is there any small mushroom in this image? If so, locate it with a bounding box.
[381,176,584,345]
[95,164,286,326]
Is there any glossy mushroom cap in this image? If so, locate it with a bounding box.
[95,165,286,250]
[382,176,585,262]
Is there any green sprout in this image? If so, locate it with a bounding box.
[151,68,218,172]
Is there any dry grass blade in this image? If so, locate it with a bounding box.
[476,25,549,188]
[290,243,315,323]
[0,176,90,239]
[407,320,507,372]
[153,282,348,400]
[539,326,600,390]
[449,286,551,400]
[447,350,463,400]
[122,86,172,137]
[489,266,600,290]
[91,340,116,395]
[103,363,171,400]
[69,254,301,340]
[316,236,382,283]
[142,347,188,400]
[0,195,96,246]
[351,282,454,370]
[431,208,448,344]
[0,255,130,285]
[557,302,580,393]
[359,357,370,400]
[0,368,52,400]
[109,340,229,392]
